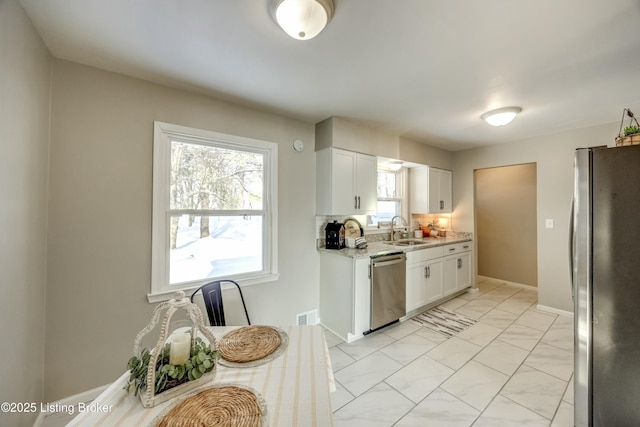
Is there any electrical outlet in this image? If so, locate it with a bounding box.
[545,219,554,229]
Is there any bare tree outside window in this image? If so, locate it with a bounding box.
[168,141,264,284]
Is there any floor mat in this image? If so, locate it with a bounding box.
[411,306,477,338]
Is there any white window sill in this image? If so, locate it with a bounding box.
[147,273,280,304]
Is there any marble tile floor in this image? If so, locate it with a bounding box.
[325,277,574,427]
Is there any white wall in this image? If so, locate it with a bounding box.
[314,117,454,172]
[399,136,453,171]
[316,116,400,159]
[0,0,52,425]
[45,59,318,400]
[452,122,618,313]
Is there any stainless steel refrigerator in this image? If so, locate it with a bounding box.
[572,145,640,426]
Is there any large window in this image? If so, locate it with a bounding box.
[150,122,278,302]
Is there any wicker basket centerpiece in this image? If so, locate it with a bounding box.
[124,291,219,407]
[615,108,640,146]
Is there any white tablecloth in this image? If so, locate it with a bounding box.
[68,325,335,426]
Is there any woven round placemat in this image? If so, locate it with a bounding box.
[154,384,266,427]
[218,325,286,365]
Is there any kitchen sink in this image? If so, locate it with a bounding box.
[385,239,425,246]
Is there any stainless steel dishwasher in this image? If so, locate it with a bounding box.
[368,252,406,333]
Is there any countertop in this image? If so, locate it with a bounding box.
[318,235,472,259]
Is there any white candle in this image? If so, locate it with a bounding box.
[169,333,191,365]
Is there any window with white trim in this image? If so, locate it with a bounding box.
[150,122,278,302]
[367,168,406,227]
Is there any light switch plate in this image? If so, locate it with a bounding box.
[545,218,554,229]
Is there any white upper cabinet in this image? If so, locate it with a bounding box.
[316,147,377,215]
[409,166,452,214]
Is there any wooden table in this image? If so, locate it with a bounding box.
[68,325,335,426]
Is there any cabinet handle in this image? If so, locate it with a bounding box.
[357,196,361,209]
[463,245,469,249]
[449,248,456,252]
[440,200,444,210]
[424,266,430,278]
[354,196,358,209]
[457,258,462,268]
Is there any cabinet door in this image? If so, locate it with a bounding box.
[409,166,429,213]
[439,169,452,213]
[356,153,378,213]
[406,261,428,312]
[443,254,458,296]
[331,149,357,214]
[424,258,444,304]
[456,251,472,290]
[429,168,452,213]
[428,167,441,214]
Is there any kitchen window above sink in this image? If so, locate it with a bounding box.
[367,165,407,228]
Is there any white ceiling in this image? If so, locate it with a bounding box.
[19,0,640,151]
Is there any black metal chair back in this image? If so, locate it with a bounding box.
[190,280,250,326]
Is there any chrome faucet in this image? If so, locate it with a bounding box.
[390,216,408,242]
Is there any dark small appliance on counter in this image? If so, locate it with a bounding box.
[325,221,345,249]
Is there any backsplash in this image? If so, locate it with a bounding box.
[410,213,454,232]
[316,214,471,248]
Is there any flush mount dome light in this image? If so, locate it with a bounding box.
[481,107,522,126]
[270,0,335,40]
[387,160,403,171]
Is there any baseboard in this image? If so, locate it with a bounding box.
[477,276,538,290]
[33,384,109,426]
[536,304,573,317]
[318,322,349,344]
[478,276,573,317]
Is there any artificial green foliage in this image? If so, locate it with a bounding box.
[624,125,640,136]
[124,337,218,396]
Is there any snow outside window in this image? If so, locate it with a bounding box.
[149,122,278,302]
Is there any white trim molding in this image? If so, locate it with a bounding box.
[536,304,574,317]
[150,122,278,302]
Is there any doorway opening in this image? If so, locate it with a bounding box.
[474,163,538,287]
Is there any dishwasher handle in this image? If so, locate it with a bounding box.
[372,255,406,268]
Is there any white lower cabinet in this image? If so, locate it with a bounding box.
[407,242,473,313]
[406,247,444,312]
[319,253,371,343]
[319,240,474,343]
[424,259,445,303]
[442,243,473,296]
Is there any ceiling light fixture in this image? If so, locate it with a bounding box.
[270,0,335,40]
[388,161,403,171]
[481,107,522,126]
